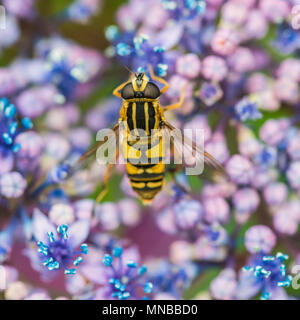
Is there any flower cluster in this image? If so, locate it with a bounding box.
[102,246,153,300]
[243,252,292,300]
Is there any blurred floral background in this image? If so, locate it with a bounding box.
[1,0,300,300]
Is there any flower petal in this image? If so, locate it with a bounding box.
[33,209,57,244]
[67,219,90,248]
[80,264,107,285]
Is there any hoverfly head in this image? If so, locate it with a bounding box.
[132,72,149,91]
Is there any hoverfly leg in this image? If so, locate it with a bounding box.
[163,84,187,111]
[95,163,115,203]
[113,79,131,98]
[148,64,169,94]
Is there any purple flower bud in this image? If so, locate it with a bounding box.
[176,54,201,79]
[259,119,290,146]
[235,97,262,122]
[259,0,290,23]
[165,75,189,100]
[221,1,249,25]
[263,182,288,206]
[244,9,268,39]
[66,0,102,23]
[95,202,120,230]
[174,199,203,229]
[211,29,239,56]
[246,73,269,93]
[287,132,300,160]
[194,235,227,261]
[226,155,254,185]
[250,167,277,190]
[169,241,193,264]
[205,132,229,164]
[273,201,300,235]
[118,199,141,227]
[228,47,255,73]
[184,115,211,142]
[3,0,36,19]
[277,58,300,82]
[210,269,237,300]
[203,196,230,224]
[245,225,276,254]
[232,187,260,214]
[15,131,43,172]
[198,81,223,107]
[202,55,227,82]
[287,161,300,190]
[0,172,27,198]
[274,77,299,104]
[74,199,94,220]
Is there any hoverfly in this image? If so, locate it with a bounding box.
[77,66,224,205]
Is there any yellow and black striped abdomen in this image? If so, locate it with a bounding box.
[121,100,165,203]
[126,161,165,204]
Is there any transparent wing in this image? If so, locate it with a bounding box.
[76,123,120,164]
[161,121,226,175]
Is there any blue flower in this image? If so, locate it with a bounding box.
[273,24,300,55]
[29,162,72,199]
[242,252,292,300]
[106,28,169,76]
[253,146,277,168]
[0,98,33,154]
[102,246,153,300]
[161,0,206,21]
[31,209,90,275]
[147,260,195,299]
[235,98,262,122]
[65,0,101,23]
[45,58,80,101]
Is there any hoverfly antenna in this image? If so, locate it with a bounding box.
[122,64,134,75]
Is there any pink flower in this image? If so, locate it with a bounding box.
[0,172,27,198]
[205,131,230,163]
[273,201,300,235]
[232,188,260,214]
[244,9,268,39]
[221,1,248,26]
[263,182,288,206]
[259,0,290,23]
[259,119,290,146]
[203,196,230,223]
[211,29,239,56]
[277,59,300,82]
[176,54,201,79]
[202,55,228,81]
[287,131,300,160]
[210,269,237,300]
[225,155,254,185]
[274,77,299,103]
[245,225,276,253]
[227,47,255,73]
[287,161,300,190]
